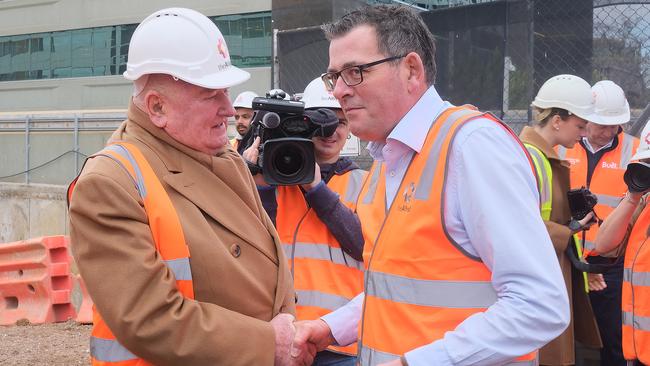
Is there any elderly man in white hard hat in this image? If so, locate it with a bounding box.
[558,80,640,366]
[245,77,367,365]
[68,8,300,366]
[231,91,258,150]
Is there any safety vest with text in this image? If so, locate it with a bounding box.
[276,168,367,356]
[68,142,194,366]
[558,132,639,254]
[356,106,538,365]
[622,202,650,363]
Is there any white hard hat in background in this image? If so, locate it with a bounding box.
[303,77,341,109]
[592,80,631,125]
[123,7,250,89]
[632,121,650,161]
[233,91,258,109]
[531,74,599,123]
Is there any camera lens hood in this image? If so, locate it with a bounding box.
[624,161,650,193]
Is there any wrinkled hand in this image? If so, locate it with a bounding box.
[588,273,607,291]
[271,313,296,366]
[301,162,321,191]
[242,136,261,165]
[291,320,334,364]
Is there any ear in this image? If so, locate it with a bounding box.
[550,114,562,131]
[143,90,167,128]
[402,52,426,93]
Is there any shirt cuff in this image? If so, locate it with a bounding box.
[405,341,453,366]
[320,294,363,347]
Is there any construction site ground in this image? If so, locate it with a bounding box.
[0,321,91,365]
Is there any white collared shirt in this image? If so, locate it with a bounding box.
[321,86,569,366]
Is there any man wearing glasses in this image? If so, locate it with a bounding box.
[290,5,570,366]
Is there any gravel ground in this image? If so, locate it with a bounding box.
[0,321,91,365]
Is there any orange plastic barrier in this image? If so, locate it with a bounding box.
[0,236,76,325]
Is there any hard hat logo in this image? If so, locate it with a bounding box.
[217,38,229,60]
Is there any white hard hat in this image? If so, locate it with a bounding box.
[592,80,630,125]
[302,77,341,109]
[632,121,650,161]
[532,74,599,123]
[233,91,258,109]
[123,8,250,89]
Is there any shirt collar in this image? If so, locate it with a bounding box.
[582,136,614,154]
[367,86,448,160]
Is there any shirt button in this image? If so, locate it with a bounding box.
[389,171,396,177]
[230,244,241,258]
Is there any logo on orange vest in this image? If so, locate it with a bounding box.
[566,158,580,165]
[399,182,416,212]
[601,161,618,169]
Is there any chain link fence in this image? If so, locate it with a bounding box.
[277,0,650,142]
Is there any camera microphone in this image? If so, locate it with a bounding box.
[261,112,281,129]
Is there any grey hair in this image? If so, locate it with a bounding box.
[322,5,437,86]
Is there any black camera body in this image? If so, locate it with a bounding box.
[567,187,598,220]
[624,162,650,193]
[243,92,338,185]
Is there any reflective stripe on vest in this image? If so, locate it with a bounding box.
[69,142,194,365]
[561,132,639,257]
[357,106,537,364]
[525,144,552,220]
[622,203,650,362]
[360,345,538,366]
[276,168,366,356]
[282,242,363,270]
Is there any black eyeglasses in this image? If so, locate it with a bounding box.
[320,55,406,91]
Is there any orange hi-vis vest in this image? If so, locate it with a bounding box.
[68,142,194,366]
[558,132,639,254]
[230,137,240,151]
[356,106,538,366]
[276,168,367,356]
[622,203,650,363]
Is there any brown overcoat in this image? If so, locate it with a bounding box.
[69,101,295,365]
[519,127,602,365]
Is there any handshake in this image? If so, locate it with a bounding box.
[271,314,336,366]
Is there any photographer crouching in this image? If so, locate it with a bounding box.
[242,78,367,366]
[594,121,650,366]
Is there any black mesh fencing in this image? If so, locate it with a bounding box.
[276,0,650,160]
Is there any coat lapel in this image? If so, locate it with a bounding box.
[163,157,278,263]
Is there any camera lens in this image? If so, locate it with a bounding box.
[273,145,305,178]
[624,162,650,193]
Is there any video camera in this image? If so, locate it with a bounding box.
[242,89,339,185]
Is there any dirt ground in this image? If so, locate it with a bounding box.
[0,321,91,365]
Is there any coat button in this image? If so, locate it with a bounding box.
[230,244,241,258]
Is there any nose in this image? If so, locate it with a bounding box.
[332,77,352,100]
[223,98,236,117]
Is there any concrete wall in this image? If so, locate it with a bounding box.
[0,182,67,243]
[0,0,271,36]
[0,67,272,113]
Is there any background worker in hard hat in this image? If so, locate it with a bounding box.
[291,5,569,366]
[231,91,258,151]
[557,80,640,366]
[67,8,300,366]
[594,120,650,366]
[243,77,367,366]
[519,74,602,366]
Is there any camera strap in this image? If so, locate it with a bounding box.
[565,239,622,273]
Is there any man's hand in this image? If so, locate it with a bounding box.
[242,136,261,165]
[301,162,321,191]
[271,313,296,366]
[291,319,334,362]
[588,273,607,291]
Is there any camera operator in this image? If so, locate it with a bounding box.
[557,80,640,366]
[230,91,258,151]
[520,74,601,366]
[594,121,650,366]
[243,77,367,366]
